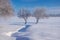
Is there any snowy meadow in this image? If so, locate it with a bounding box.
[0,17,60,40]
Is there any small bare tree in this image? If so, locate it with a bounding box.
[18,8,31,24]
[33,8,47,24]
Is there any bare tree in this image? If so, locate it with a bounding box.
[18,8,31,24]
[33,8,47,24]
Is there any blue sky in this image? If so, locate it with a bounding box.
[10,0,60,14]
[11,0,60,9]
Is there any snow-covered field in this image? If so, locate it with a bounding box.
[28,17,60,40]
[0,17,60,40]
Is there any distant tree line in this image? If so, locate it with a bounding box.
[48,14,60,17]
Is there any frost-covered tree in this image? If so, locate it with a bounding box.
[0,0,14,18]
[33,8,47,24]
[18,8,31,24]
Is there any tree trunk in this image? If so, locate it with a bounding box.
[36,18,39,24]
[24,18,27,24]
